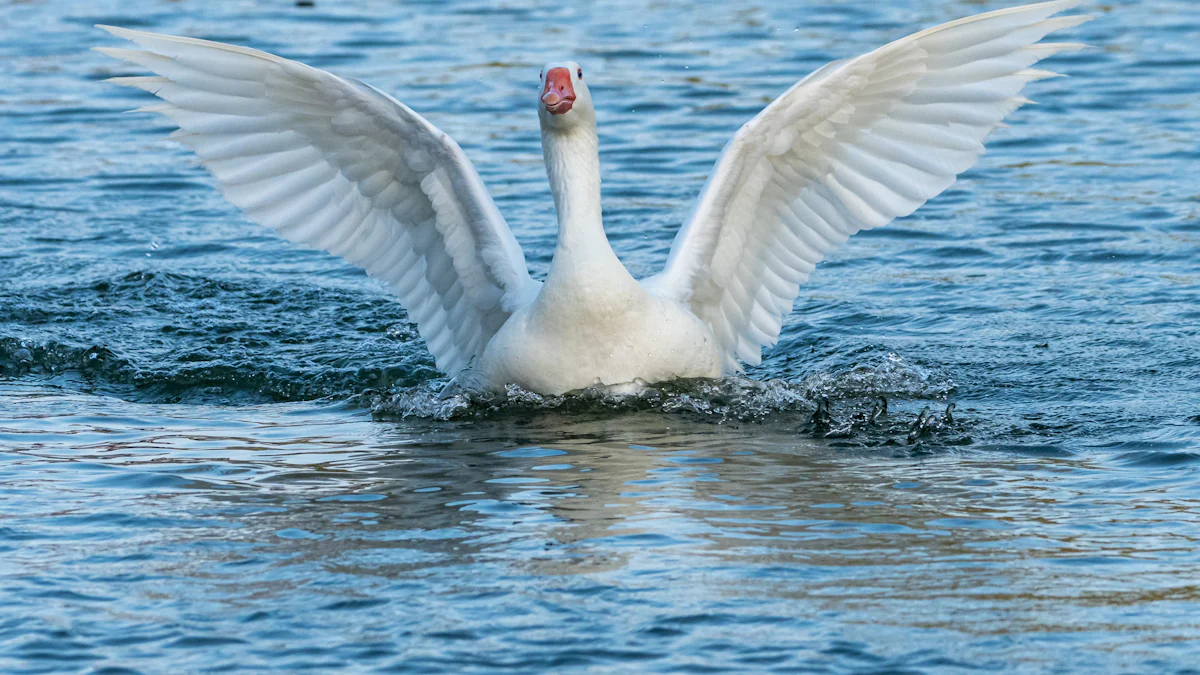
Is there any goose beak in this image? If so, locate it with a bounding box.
[541,67,575,115]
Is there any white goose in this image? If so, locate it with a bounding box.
[99,1,1088,395]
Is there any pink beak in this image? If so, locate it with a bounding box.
[541,67,576,115]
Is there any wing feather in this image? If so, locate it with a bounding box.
[98,26,540,375]
[647,0,1089,371]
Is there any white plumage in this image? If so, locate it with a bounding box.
[99,1,1089,394]
[98,28,539,377]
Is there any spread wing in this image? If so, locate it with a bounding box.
[98,26,540,375]
[646,0,1090,372]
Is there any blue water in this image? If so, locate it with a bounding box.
[2,0,1199,672]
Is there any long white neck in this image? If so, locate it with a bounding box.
[541,126,621,268]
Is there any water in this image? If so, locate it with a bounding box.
[2,0,1198,672]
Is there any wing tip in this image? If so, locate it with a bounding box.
[104,75,170,93]
[1047,13,1096,32]
[1029,0,1089,13]
[911,0,1093,43]
[92,45,125,59]
[1018,68,1067,83]
[96,22,284,64]
[1032,41,1090,54]
[95,24,143,40]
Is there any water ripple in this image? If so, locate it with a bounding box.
[1,0,1199,673]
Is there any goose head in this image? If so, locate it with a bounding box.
[537,61,594,132]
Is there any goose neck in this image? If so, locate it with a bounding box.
[542,126,607,257]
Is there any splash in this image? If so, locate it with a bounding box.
[369,376,812,421]
[370,353,956,422]
[0,270,434,403]
[3,318,955,423]
[798,352,956,401]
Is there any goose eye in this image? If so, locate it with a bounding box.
[576,68,583,79]
[539,70,543,80]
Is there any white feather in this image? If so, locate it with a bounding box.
[647,0,1090,371]
[97,25,539,375]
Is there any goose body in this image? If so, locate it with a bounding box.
[98,1,1089,395]
[480,269,723,394]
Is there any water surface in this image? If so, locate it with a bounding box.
[2,0,1199,672]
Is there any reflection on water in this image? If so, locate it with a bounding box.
[2,0,1199,671]
[3,384,1199,672]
